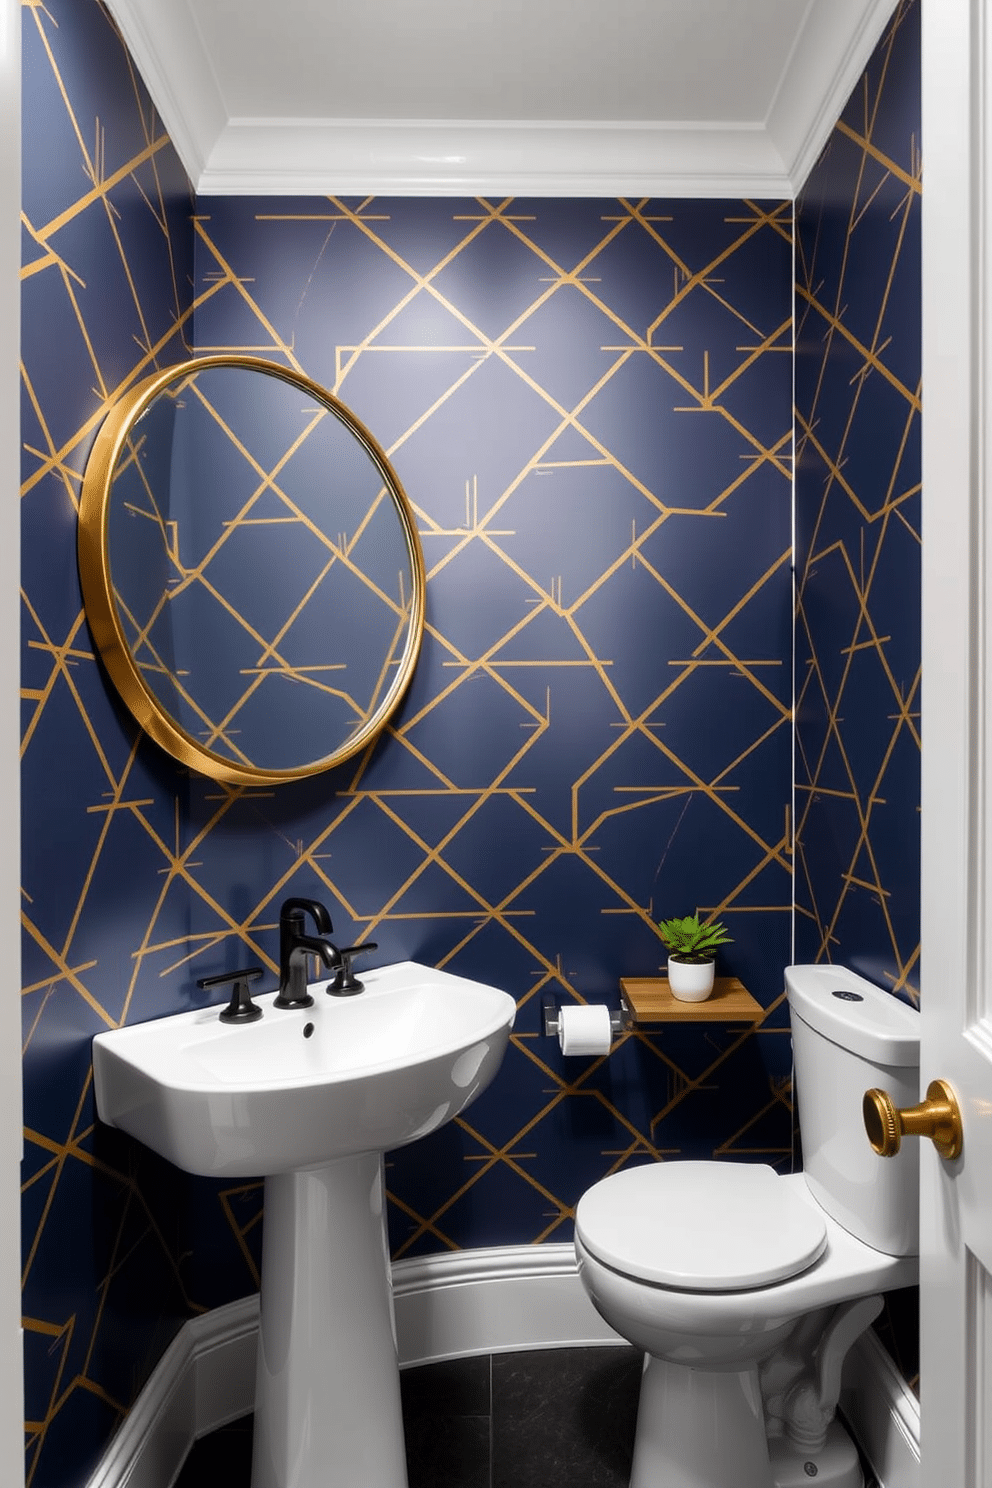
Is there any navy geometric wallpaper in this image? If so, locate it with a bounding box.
[21,7,793,1482]
[21,4,196,1483]
[191,190,796,1256]
[21,0,923,1482]
[794,0,921,1390]
[794,0,921,1005]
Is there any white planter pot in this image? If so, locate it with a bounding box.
[667,958,715,1002]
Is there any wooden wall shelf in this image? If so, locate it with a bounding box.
[620,976,763,1026]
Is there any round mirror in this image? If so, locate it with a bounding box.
[78,357,425,784]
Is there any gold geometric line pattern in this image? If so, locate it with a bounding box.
[180,194,797,1243]
[21,3,800,1475]
[794,0,921,1001]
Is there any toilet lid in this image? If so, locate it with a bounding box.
[575,1162,828,1291]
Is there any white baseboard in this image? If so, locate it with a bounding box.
[84,1294,259,1488]
[840,1324,920,1488]
[391,1242,620,1365]
[86,1245,919,1488]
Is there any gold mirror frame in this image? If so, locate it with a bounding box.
[78,356,426,785]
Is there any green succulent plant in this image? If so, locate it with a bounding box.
[656,912,733,964]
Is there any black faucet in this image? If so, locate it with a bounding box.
[274,897,341,1009]
[328,941,378,996]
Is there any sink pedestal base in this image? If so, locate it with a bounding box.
[251,1152,408,1488]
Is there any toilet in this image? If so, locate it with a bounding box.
[574,964,920,1488]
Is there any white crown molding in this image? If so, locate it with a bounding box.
[198,118,790,199]
[101,0,899,200]
[770,0,903,194]
[84,1244,918,1488]
[101,0,226,187]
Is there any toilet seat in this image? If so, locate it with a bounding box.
[575,1161,828,1292]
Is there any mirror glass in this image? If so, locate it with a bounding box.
[79,358,425,783]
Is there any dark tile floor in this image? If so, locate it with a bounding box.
[174,1346,642,1488]
[173,1345,880,1488]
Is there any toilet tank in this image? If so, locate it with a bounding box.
[786,964,920,1256]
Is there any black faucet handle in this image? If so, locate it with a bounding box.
[197,965,265,1024]
[279,897,333,934]
[328,942,378,997]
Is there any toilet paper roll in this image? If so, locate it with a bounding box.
[558,1003,613,1057]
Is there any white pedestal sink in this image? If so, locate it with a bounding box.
[92,961,516,1488]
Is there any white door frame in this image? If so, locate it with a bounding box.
[1,0,25,1483]
[920,0,992,1483]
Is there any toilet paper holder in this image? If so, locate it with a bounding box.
[542,991,627,1038]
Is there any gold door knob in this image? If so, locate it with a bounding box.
[863,1078,963,1160]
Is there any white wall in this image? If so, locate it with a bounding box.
[2,0,24,1481]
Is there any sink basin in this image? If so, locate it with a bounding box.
[92,960,516,1176]
[93,958,516,1488]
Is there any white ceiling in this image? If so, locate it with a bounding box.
[104,0,900,197]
